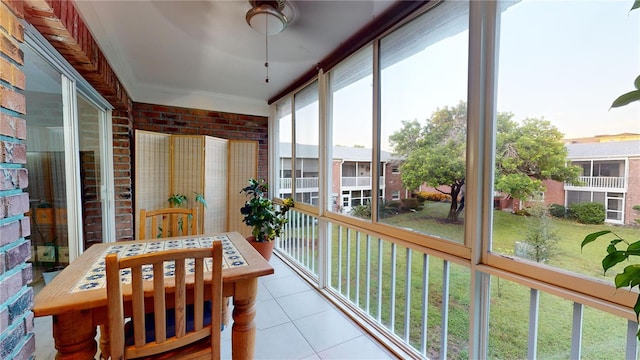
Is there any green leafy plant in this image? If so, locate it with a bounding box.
[581,230,640,339]
[612,74,640,108]
[548,203,567,218]
[167,193,187,207]
[164,193,207,234]
[240,179,294,242]
[568,202,605,224]
[521,205,559,263]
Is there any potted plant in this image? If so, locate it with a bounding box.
[166,192,207,234]
[240,178,294,260]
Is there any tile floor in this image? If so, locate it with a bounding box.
[33,255,395,359]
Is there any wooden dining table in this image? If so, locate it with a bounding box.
[33,232,274,360]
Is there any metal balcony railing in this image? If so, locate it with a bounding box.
[275,208,638,359]
[279,176,386,190]
[279,177,319,190]
[341,176,386,188]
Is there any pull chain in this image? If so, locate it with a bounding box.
[265,20,269,84]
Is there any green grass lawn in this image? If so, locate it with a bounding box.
[316,202,640,359]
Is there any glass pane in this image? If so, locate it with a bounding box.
[276,98,292,199]
[294,81,319,206]
[23,45,68,281]
[77,95,104,249]
[329,46,373,217]
[492,0,640,278]
[379,1,469,242]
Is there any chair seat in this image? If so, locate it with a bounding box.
[125,301,214,346]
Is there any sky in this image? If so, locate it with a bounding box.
[316,0,640,152]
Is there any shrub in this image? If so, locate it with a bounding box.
[513,209,530,216]
[400,198,423,212]
[548,204,567,218]
[414,191,451,202]
[568,202,605,224]
[349,203,372,219]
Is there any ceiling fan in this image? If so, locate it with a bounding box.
[245,0,295,35]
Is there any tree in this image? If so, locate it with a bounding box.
[495,117,581,208]
[522,205,559,263]
[389,101,580,222]
[389,101,466,222]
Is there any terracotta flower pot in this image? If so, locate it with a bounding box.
[246,236,274,261]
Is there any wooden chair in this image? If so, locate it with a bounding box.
[139,208,198,239]
[106,242,223,359]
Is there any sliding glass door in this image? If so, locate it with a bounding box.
[23,35,114,283]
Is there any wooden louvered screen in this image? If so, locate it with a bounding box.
[135,131,171,239]
[203,136,229,234]
[135,131,256,238]
[227,140,258,238]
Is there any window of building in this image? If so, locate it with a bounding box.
[391,191,400,201]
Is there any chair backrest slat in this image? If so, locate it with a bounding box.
[106,242,222,359]
[139,207,199,240]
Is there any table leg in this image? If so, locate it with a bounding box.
[231,278,258,360]
[52,310,97,359]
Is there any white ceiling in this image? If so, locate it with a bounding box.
[72,0,397,116]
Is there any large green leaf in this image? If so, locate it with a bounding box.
[634,74,640,89]
[632,0,640,11]
[580,230,612,248]
[614,265,640,288]
[611,90,640,108]
[628,240,640,250]
[603,251,629,272]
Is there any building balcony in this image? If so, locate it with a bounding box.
[567,176,626,190]
[341,176,385,189]
[279,176,387,192]
[280,177,319,191]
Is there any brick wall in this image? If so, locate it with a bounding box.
[112,109,134,241]
[132,102,269,180]
[0,0,36,359]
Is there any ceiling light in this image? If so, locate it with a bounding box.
[246,0,289,36]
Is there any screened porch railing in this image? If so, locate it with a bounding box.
[275,209,639,359]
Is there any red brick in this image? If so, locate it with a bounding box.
[0,220,20,246]
[0,307,7,332]
[20,217,30,238]
[0,141,27,163]
[0,270,22,303]
[0,30,23,65]
[5,240,30,270]
[0,113,26,139]
[0,85,26,114]
[5,193,28,217]
[22,262,32,285]
[0,57,25,90]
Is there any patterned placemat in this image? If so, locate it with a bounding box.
[71,235,247,293]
